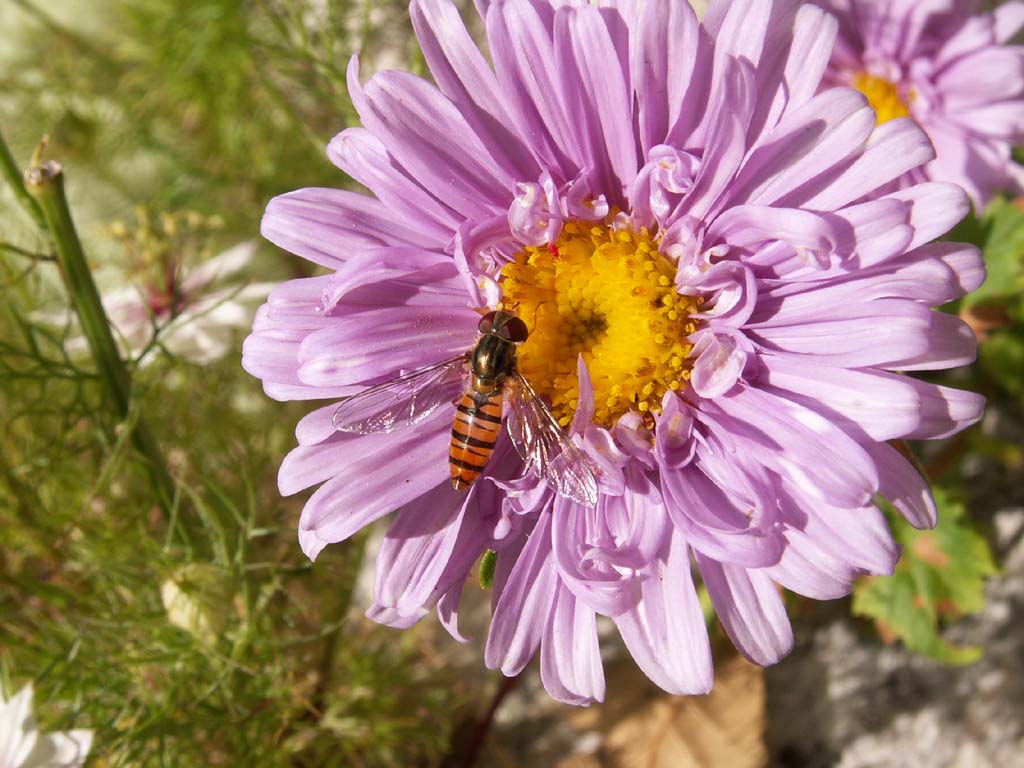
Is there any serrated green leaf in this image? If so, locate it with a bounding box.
[852,489,997,665]
[852,575,982,665]
[962,198,1024,309]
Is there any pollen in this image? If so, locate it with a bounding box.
[500,220,701,427]
[851,72,911,125]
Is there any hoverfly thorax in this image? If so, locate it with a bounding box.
[471,310,528,393]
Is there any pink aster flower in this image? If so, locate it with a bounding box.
[244,0,985,704]
[815,0,1024,208]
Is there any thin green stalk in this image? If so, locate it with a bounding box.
[1,241,54,261]
[23,160,176,514]
[0,132,47,231]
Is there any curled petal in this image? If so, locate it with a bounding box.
[654,391,696,469]
[708,205,838,259]
[570,354,596,434]
[509,171,564,246]
[631,144,701,227]
[552,468,667,617]
[679,261,758,326]
[661,461,785,569]
[689,331,748,399]
[563,173,609,222]
[453,215,509,307]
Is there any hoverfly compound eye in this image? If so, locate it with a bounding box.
[503,316,529,342]
[478,311,497,334]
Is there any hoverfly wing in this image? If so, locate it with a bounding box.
[332,355,468,434]
[506,374,599,507]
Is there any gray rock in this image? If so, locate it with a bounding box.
[766,507,1024,768]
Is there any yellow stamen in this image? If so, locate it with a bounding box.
[851,72,911,125]
[500,220,701,427]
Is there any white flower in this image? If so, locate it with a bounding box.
[0,684,92,768]
[105,241,274,365]
[42,241,273,366]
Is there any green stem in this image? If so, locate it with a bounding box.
[0,133,47,231]
[1,241,54,261]
[23,160,176,514]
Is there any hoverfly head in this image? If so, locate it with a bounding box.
[477,310,497,334]
[479,310,529,343]
[499,315,529,342]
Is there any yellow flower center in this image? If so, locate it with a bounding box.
[500,220,701,427]
[851,72,911,124]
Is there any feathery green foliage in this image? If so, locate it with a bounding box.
[1,2,468,765]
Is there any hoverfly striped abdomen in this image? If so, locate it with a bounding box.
[450,390,504,489]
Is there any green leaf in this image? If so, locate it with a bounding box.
[961,198,1024,309]
[979,325,1024,400]
[852,489,997,665]
[478,549,498,590]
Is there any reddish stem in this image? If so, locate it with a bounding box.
[452,673,521,768]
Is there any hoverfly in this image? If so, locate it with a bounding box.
[331,310,599,507]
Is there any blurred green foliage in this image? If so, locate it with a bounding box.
[960,198,1024,311]
[964,199,1024,402]
[853,492,999,665]
[1,0,358,226]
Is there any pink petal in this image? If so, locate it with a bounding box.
[614,532,713,695]
[868,442,938,529]
[695,553,793,666]
[540,583,606,706]
[485,508,558,676]
[295,410,451,560]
